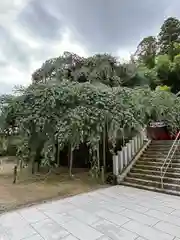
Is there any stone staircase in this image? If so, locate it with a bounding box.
[122,140,180,196]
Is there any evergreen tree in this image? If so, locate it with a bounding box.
[158,17,180,60]
[135,36,157,69]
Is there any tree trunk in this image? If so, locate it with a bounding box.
[101,166,105,183]
[32,159,35,174]
[34,141,44,173]
[37,161,40,172]
[13,165,17,184]
[69,145,73,177]
[97,143,100,178]
[103,124,106,171]
[57,141,60,167]
[19,159,23,171]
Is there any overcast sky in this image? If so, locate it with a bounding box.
[0,0,180,94]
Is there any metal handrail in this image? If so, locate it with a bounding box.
[160,131,180,188]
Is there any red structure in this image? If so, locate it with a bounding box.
[147,122,176,140]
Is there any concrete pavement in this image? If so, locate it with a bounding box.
[0,186,180,239]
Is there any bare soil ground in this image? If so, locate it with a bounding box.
[0,157,107,214]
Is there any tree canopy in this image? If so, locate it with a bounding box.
[134,17,180,93]
[2,69,180,176]
[1,17,180,177]
[135,36,157,69]
[158,17,180,60]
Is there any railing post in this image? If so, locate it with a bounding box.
[113,155,119,176]
[133,138,136,155]
[134,136,138,153]
[141,128,148,142]
[123,146,128,167]
[137,134,141,150]
[122,147,125,168]
[126,143,131,163]
[140,132,144,147]
[133,137,136,154]
[161,169,164,189]
[130,139,135,158]
[117,151,123,173]
[137,136,139,151]
[160,131,180,188]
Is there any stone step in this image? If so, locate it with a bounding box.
[141,156,179,160]
[142,152,180,157]
[138,157,165,163]
[127,172,180,184]
[145,148,176,152]
[147,144,173,147]
[139,158,180,164]
[144,149,180,154]
[121,181,180,197]
[150,140,174,146]
[145,150,172,154]
[136,161,164,166]
[140,156,175,161]
[148,146,175,150]
[124,177,180,191]
[135,161,180,168]
[133,164,180,172]
[130,168,180,177]
[148,146,174,150]
[117,139,180,196]
[147,145,172,148]
[144,157,180,162]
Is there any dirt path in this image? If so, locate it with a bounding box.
[0,162,106,214]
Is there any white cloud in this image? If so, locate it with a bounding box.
[116,49,132,62]
[49,28,89,58]
[0,0,30,26]
[0,65,31,85]
[1,0,179,95]
[0,0,89,94]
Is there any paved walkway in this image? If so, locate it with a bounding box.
[0,186,180,240]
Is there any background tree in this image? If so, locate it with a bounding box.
[158,17,180,60]
[133,17,180,92]
[32,52,143,88]
[135,36,157,69]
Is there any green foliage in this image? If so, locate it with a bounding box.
[32,52,139,88]
[155,55,171,83]
[173,42,180,56]
[0,81,141,175]
[2,81,180,168]
[1,49,180,176]
[172,54,180,70]
[0,135,7,155]
[137,65,159,89]
[155,55,171,70]
[155,85,171,92]
[158,17,180,60]
[135,36,157,69]
[134,17,180,93]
